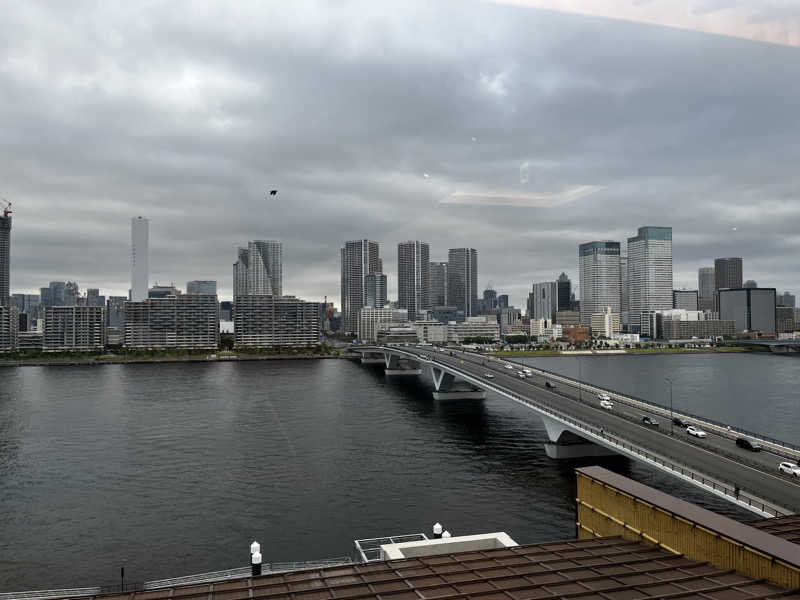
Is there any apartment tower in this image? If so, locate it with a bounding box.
[397,241,430,321]
[627,226,673,333]
[578,241,621,327]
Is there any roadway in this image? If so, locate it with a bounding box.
[366,346,800,515]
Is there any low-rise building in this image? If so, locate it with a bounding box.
[358,308,408,343]
[234,295,319,348]
[0,305,19,351]
[17,331,43,350]
[590,306,620,338]
[659,318,735,341]
[43,306,105,352]
[447,316,500,343]
[776,306,795,334]
[431,306,464,324]
[563,326,590,343]
[412,320,448,344]
[125,295,219,349]
[554,310,580,327]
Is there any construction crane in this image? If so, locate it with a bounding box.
[1,197,11,217]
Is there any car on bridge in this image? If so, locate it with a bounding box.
[484,373,494,379]
[518,372,526,379]
[778,462,800,476]
[545,381,556,389]
[599,399,614,410]
[504,364,514,370]
[642,416,659,428]
[597,393,612,401]
[672,417,690,427]
[735,437,762,452]
[686,425,708,438]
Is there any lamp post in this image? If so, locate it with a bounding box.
[664,377,673,436]
[577,356,582,401]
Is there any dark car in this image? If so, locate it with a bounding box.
[672,417,689,427]
[736,437,762,452]
[642,416,659,428]
[545,381,556,389]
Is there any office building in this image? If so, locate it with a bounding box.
[432,306,463,324]
[673,290,699,311]
[412,320,448,344]
[556,273,571,311]
[0,210,10,307]
[64,281,80,306]
[234,295,320,348]
[446,316,499,343]
[397,241,430,321]
[578,241,621,327]
[714,258,743,292]
[86,288,105,307]
[0,305,18,350]
[233,247,249,297]
[778,291,796,308]
[627,226,673,333]
[43,306,106,351]
[246,240,282,296]
[106,296,127,327]
[131,216,149,302]
[698,267,715,311]
[447,248,478,317]
[498,294,509,309]
[776,307,795,334]
[743,280,758,289]
[149,284,178,298]
[219,300,233,321]
[365,272,387,308]
[187,280,217,295]
[48,281,66,306]
[429,262,448,307]
[619,257,628,327]
[555,310,580,327]
[718,288,776,334]
[646,309,735,340]
[591,306,620,338]
[341,239,381,334]
[125,294,219,349]
[358,307,408,343]
[481,288,497,314]
[531,281,558,321]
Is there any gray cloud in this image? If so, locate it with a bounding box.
[1,0,799,308]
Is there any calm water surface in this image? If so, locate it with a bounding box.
[0,354,789,591]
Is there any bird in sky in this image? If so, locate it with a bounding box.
[269,190,278,196]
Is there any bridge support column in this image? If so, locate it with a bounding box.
[430,366,486,400]
[360,351,385,364]
[384,352,422,376]
[540,414,617,459]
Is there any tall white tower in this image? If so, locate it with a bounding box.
[131,216,149,301]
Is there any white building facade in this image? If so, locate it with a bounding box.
[578,241,621,328]
[131,216,149,302]
[627,226,673,333]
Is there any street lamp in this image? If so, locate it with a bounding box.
[577,356,582,401]
[664,377,673,436]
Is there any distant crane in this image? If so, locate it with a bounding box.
[0,197,11,217]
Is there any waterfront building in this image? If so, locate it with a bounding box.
[43,306,105,351]
[431,306,463,324]
[698,267,715,311]
[578,241,621,327]
[446,315,499,343]
[411,320,448,344]
[187,280,217,295]
[591,306,620,338]
[358,307,408,343]
[365,272,387,308]
[341,239,381,333]
[776,306,795,334]
[619,256,628,328]
[149,284,178,298]
[0,211,9,307]
[247,240,282,296]
[718,288,776,334]
[0,305,18,350]
[447,248,478,317]
[125,295,219,349]
[627,226,673,333]
[397,241,430,321]
[131,216,149,302]
[672,290,699,311]
[429,261,448,307]
[656,311,736,341]
[233,247,249,297]
[714,258,743,293]
[778,291,796,308]
[555,310,580,327]
[557,273,571,311]
[17,331,42,350]
[531,281,558,321]
[234,295,320,347]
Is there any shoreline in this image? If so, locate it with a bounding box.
[0,353,346,368]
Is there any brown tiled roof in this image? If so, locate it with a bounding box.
[749,515,800,546]
[68,537,799,600]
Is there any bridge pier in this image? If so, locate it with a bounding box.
[384,352,422,376]
[360,351,385,365]
[540,414,617,459]
[430,366,486,400]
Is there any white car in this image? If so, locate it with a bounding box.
[484,373,494,379]
[599,399,613,410]
[518,372,526,379]
[778,462,800,476]
[597,393,611,401]
[686,426,708,438]
[523,369,532,375]
[504,364,514,370]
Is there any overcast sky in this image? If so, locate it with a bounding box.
[2,1,799,308]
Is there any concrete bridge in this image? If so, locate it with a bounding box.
[723,339,800,353]
[353,345,800,519]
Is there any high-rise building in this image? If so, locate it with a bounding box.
[673,290,699,311]
[498,294,509,309]
[131,216,149,302]
[125,295,219,349]
[247,240,282,296]
[627,226,673,333]
[578,241,621,327]
[743,280,758,289]
[714,258,743,292]
[0,305,18,350]
[341,239,381,334]
[429,262,448,307]
[778,291,796,308]
[48,282,66,307]
[149,284,177,298]
[234,295,320,347]
[718,288,776,334]
[397,241,430,321]
[619,257,628,327]
[365,272,387,308]
[698,267,715,311]
[64,281,80,306]
[531,281,558,321]
[40,287,52,309]
[557,273,571,311]
[187,280,218,295]
[447,248,478,317]
[481,288,497,314]
[86,288,105,307]
[0,211,10,307]
[233,247,249,297]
